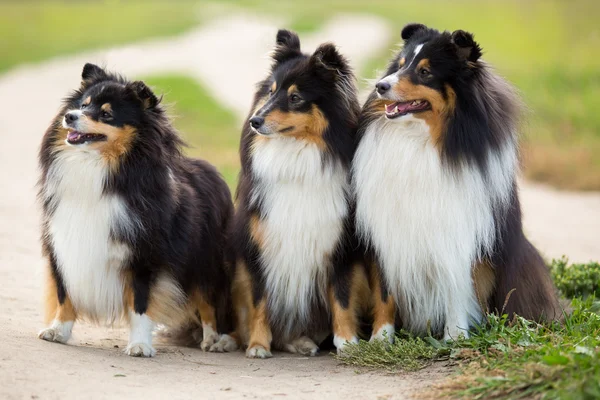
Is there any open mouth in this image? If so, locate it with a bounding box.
[66,131,107,145]
[384,100,430,119]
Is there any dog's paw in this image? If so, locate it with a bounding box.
[209,334,238,353]
[333,335,358,357]
[200,332,220,352]
[369,324,395,345]
[38,320,73,344]
[246,345,272,359]
[125,342,156,357]
[284,336,319,356]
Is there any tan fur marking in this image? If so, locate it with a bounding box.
[370,263,395,334]
[271,81,277,93]
[247,298,272,351]
[473,261,496,312]
[232,260,253,345]
[194,290,217,329]
[393,78,456,143]
[330,265,370,342]
[44,264,76,324]
[100,103,112,113]
[249,214,265,249]
[287,84,298,95]
[83,96,91,106]
[399,57,406,68]
[266,105,328,148]
[232,262,272,351]
[69,117,136,171]
[416,59,431,71]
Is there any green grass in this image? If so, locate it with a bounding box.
[337,260,600,400]
[142,75,241,189]
[0,1,202,73]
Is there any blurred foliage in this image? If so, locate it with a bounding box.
[551,257,600,298]
[0,1,200,73]
[142,75,240,191]
[1,0,598,189]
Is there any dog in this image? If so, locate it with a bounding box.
[38,63,237,356]
[352,24,561,341]
[231,30,368,358]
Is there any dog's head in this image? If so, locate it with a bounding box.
[367,24,483,140]
[248,30,357,149]
[59,63,160,160]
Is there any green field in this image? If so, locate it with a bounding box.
[0,1,200,73]
[1,0,598,190]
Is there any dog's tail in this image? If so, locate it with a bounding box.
[156,321,203,347]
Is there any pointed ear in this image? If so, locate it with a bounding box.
[272,29,301,64]
[309,43,351,80]
[81,63,107,85]
[401,23,427,41]
[127,81,159,109]
[451,30,482,62]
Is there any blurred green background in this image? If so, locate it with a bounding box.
[2,0,598,190]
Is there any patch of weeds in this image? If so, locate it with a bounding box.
[336,331,439,371]
[429,297,600,399]
[550,257,600,299]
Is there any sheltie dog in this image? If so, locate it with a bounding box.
[353,24,561,340]
[37,63,237,356]
[232,30,367,358]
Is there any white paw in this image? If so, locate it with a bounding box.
[208,334,239,353]
[443,326,469,341]
[125,342,156,357]
[370,323,395,344]
[284,336,319,356]
[201,332,219,352]
[246,345,272,359]
[333,335,358,356]
[38,320,73,344]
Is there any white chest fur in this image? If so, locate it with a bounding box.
[250,137,348,333]
[44,149,136,323]
[353,117,516,335]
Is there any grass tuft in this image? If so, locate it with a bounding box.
[336,331,438,371]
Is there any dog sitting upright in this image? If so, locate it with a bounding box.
[38,63,236,356]
[232,30,367,358]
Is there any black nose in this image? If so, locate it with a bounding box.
[376,81,391,95]
[65,112,79,123]
[249,116,264,129]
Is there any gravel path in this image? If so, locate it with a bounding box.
[0,12,598,400]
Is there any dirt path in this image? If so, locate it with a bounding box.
[0,12,598,400]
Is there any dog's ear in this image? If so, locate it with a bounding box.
[309,43,351,81]
[127,81,159,109]
[401,23,427,41]
[451,30,482,62]
[272,29,301,64]
[81,63,107,86]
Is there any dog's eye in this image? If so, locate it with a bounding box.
[101,111,112,119]
[81,103,87,109]
[420,68,431,76]
[289,94,302,104]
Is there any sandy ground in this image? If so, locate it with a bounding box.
[0,13,598,400]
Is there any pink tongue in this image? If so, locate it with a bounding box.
[386,102,411,114]
[67,132,81,141]
[396,102,412,113]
